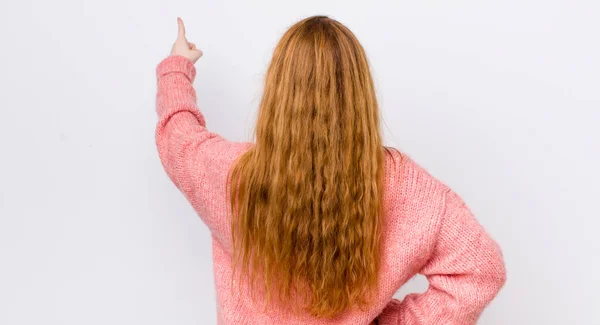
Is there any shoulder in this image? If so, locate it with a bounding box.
[383,147,450,201]
[382,147,451,225]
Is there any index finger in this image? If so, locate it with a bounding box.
[177,17,186,39]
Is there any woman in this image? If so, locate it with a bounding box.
[156,15,506,324]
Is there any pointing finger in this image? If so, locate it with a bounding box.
[177,17,186,39]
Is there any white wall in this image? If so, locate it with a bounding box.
[1,0,598,324]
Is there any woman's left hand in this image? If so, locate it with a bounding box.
[170,17,203,63]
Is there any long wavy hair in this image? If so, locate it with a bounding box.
[227,15,386,318]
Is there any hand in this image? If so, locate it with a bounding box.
[170,17,203,63]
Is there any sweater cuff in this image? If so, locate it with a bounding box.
[156,55,196,82]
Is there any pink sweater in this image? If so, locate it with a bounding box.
[155,55,506,325]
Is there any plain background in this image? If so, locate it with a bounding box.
[1,0,599,324]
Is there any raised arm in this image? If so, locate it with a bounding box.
[378,189,506,324]
[155,18,250,248]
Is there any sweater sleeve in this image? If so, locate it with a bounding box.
[155,55,250,246]
[378,189,506,324]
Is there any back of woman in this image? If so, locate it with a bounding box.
[155,15,506,324]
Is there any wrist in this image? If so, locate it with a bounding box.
[156,55,196,82]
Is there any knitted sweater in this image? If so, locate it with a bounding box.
[155,55,506,325]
